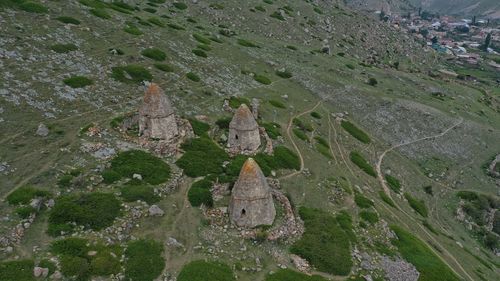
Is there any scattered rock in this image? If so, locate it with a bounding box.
[36,123,49,137]
[148,205,164,216]
[132,173,143,180]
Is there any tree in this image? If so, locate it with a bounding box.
[472,16,476,26]
[431,36,438,44]
[483,33,492,51]
[420,29,429,38]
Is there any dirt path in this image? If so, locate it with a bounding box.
[280,101,321,180]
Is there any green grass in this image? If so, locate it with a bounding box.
[178,260,235,281]
[16,206,36,219]
[173,2,188,10]
[269,99,285,108]
[385,174,401,193]
[141,48,167,61]
[254,74,272,85]
[192,49,208,58]
[176,137,230,177]
[350,151,376,177]
[102,150,171,185]
[90,8,111,19]
[404,193,428,217]
[111,65,152,84]
[237,38,260,48]
[188,179,213,207]
[341,120,371,144]
[154,63,174,72]
[55,16,81,25]
[120,184,160,204]
[260,122,281,139]
[50,237,89,257]
[354,193,374,208]
[125,239,165,281]
[193,33,211,44]
[0,259,35,281]
[228,96,250,108]
[19,1,48,13]
[147,17,165,27]
[50,43,78,53]
[189,118,210,136]
[293,128,308,141]
[6,185,51,205]
[310,111,321,119]
[48,192,121,236]
[63,76,93,88]
[186,72,201,82]
[275,69,292,78]
[379,191,396,207]
[390,225,460,281]
[124,24,143,35]
[360,210,379,224]
[291,207,352,275]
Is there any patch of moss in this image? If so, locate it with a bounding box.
[63,76,93,88]
[178,260,235,281]
[141,48,166,61]
[124,239,165,281]
[51,43,78,53]
[111,65,152,84]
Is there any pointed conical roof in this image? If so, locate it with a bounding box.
[229,104,258,131]
[231,158,270,200]
[139,83,174,118]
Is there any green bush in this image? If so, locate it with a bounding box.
[379,191,396,207]
[275,69,292,78]
[15,206,36,219]
[286,45,297,50]
[178,260,235,281]
[111,65,152,84]
[51,43,78,53]
[350,151,376,177]
[90,254,121,276]
[60,255,90,280]
[291,207,352,275]
[341,120,371,144]
[193,33,211,44]
[216,117,231,129]
[314,136,329,148]
[265,269,326,281]
[368,77,378,86]
[39,259,56,276]
[0,259,35,281]
[237,39,260,48]
[147,17,165,27]
[423,185,433,196]
[192,49,208,58]
[404,193,428,217]
[228,96,250,108]
[310,112,321,119]
[48,193,121,235]
[167,23,185,30]
[50,237,89,257]
[354,193,374,208]
[125,239,165,281]
[346,64,355,70]
[103,150,171,185]
[141,48,166,61]
[90,8,111,19]
[154,63,174,72]
[360,210,379,224]
[6,186,51,205]
[19,1,47,13]
[63,76,93,88]
[188,179,213,207]
[173,2,187,10]
[293,128,308,141]
[56,16,81,25]
[254,74,272,85]
[270,11,285,21]
[196,44,211,51]
[385,174,401,193]
[269,99,285,108]
[121,184,160,204]
[273,146,300,170]
[189,118,210,136]
[293,118,313,132]
[255,5,266,12]
[143,7,157,13]
[124,24,143,35]
[176,137,229,177]
[260,122,281,139]
[186,72,201,82]
[391,225,460,281]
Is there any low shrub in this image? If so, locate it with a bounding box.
[193,33,211,44]
[270,11,285,21]
[167,23,185,30]
[121,184,160,204]
[286,45,297,50]
[154,63,174,72]
[360,210,379,224]
[390,225,460,281]
[350,151,376,177]
[196,44,211,51]
[143,7,157,13]
[346,64,355,70]
[48,192,121,235]
[141,48,166,61]
[186,72,201,82]
[260,122,281,139]
[379,191,396,208]
[189,119,210,136]
[254,74,272,85]
[173,2,187,10]
[269,99,286,108]
[368,77,378,86]
[192,49,208,58]
[293,118,313,132]
[0,259,35,281]
[90,8,111,19]
[354,193,374,208]
[125,239,165,281]
[216,117,231,129]
[385,174,401,193]
[147,17,165,27]
[6,186,51,205]
[176,137,229,177]
[50,237,88,257]
[63,76,93,88]
[56,16,81,25]
[124,24,143,35]
[291,207,353,275]
[188,179,213,207]
[273,146,300,170]
[255,5,266,12]
[60,255,90,280]
[404,193,428,217]
[19,1,48,13]
[102,150,171,185]
[237,39,260,48]
[15,206,36,219]
[178,260,235,281]
[228,96,250,108]
[275,69,292,78]
[341,120,371,144]
[265,269,327,281]
[293,128,308,141]
[111,65,152,84]
[51,43,78,53]
[423,185,433,196]
[310,111,321,119]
